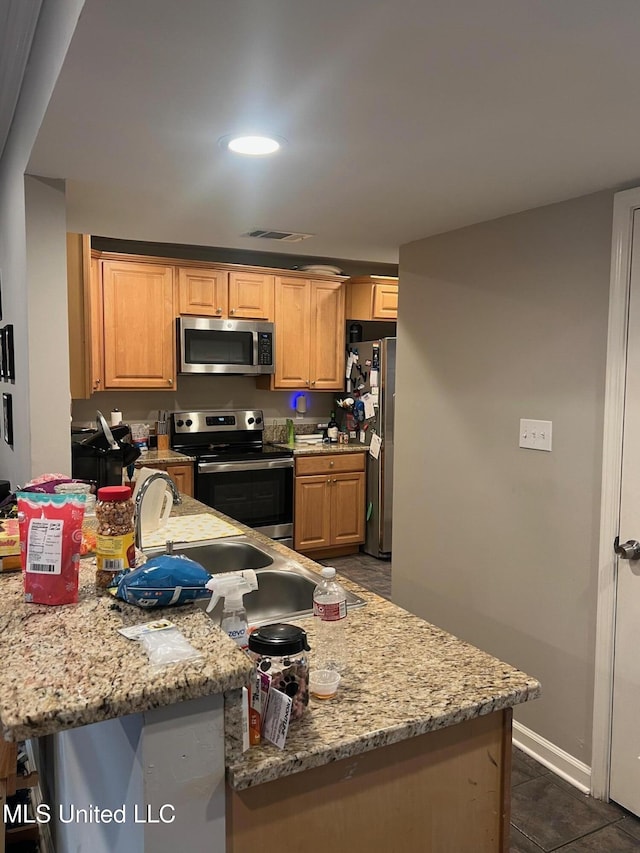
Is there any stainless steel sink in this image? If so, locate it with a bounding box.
[144,535,366,626]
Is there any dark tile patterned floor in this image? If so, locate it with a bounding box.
[510,748,640,851]
[325,550,640,852]
[320,551,392,600]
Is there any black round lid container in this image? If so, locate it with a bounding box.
[248,623,310,656]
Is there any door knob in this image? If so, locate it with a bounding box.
[614,536,640,560]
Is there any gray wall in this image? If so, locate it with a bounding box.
[26,175,72,476]
[0,0,84,487]
[393,190,613,765]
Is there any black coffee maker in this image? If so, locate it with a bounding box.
[71,412,140,488]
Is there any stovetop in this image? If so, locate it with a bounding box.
[170,409,293,462]
[172,442,293,463]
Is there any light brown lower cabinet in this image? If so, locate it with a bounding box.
[135,461,194,497]
[294,453,365,556]
[227,708,513,853]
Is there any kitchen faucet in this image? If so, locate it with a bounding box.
[134,470,182,550]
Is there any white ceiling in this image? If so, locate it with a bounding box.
[27,0,640,263]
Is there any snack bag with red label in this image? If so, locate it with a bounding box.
[17,492,86,605]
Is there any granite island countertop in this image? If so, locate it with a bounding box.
[1,496,541,794]
[224,565,541,789]
[0,547,252,742]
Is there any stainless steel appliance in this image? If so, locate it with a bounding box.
[177,317,275,375]
[341,338,396,558]
[170,409,294,545]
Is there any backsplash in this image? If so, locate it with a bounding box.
[71,375,334,431]
[264,421,320,443]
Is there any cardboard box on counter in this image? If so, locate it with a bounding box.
[0,519,21,572]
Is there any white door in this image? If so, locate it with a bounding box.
[610,209,640,815]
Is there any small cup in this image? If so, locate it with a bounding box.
[309,669,341,700]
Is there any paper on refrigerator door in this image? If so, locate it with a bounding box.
[362,393,376,419]
[369,433,382,460]
[345,352,355,379]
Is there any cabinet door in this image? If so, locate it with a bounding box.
[102,261,176,389]
[178,267,228,317]
[89,253,104,393]
[273,277,310,389]
[294,475,331,551]
[309,280,345,390]
[66,235,103,397]
[371,283,398,319]
[165,463,194,497]
[331,472,365,546]
[229,272,274,320]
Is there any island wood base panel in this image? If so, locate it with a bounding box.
[227,708,512,853]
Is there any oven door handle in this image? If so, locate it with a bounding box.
[198,458,294,474]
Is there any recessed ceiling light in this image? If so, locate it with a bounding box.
[222,135,283,156]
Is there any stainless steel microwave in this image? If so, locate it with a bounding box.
[177,317,275,375]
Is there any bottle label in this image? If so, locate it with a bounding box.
[313,600,347,621]
[96,532,135,571]
[221,617,248,648]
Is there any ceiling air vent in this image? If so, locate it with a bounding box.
[244,229,314,243]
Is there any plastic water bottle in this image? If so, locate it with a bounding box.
[313,566,348,672]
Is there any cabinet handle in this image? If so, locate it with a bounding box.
[327,478,331,485]
[230,309,235,315]
[216,308,222,314]
[166,379,172,385]
[329,461,334,467]
[333,478,337,483]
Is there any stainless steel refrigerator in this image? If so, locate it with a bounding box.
[342,337,396,559]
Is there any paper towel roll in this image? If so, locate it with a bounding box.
[110,409,123,426]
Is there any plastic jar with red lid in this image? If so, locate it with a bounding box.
[95,485,135,590]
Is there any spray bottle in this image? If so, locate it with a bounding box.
[205,570,258,649]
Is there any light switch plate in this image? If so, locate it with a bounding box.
[519,419,552,451]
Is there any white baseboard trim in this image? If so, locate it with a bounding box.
[512,721,592,794]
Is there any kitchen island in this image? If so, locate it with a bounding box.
[0,496,540,852]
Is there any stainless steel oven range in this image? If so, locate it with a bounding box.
[170,409,294,546]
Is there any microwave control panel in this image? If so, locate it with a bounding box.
[258,332,273,365]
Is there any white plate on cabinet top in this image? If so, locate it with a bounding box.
[298,264,343,275]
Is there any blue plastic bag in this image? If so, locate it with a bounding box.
[115,554,211,608]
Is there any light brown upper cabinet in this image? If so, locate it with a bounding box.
[178,267,274,320]
[270,277,345,391]
[346,276,398,320]
[102,260,176,390]
[67,234,103,397]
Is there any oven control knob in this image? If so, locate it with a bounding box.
[176,419,184,427]
[256,417,262,424]
[185,419,193,427]
[248,417,255,424]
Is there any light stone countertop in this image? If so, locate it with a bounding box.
[224,555,541,789]
[1,495,541,794]
[0,528,252,742]
[270,441,369,456]
[134,449,196,466]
